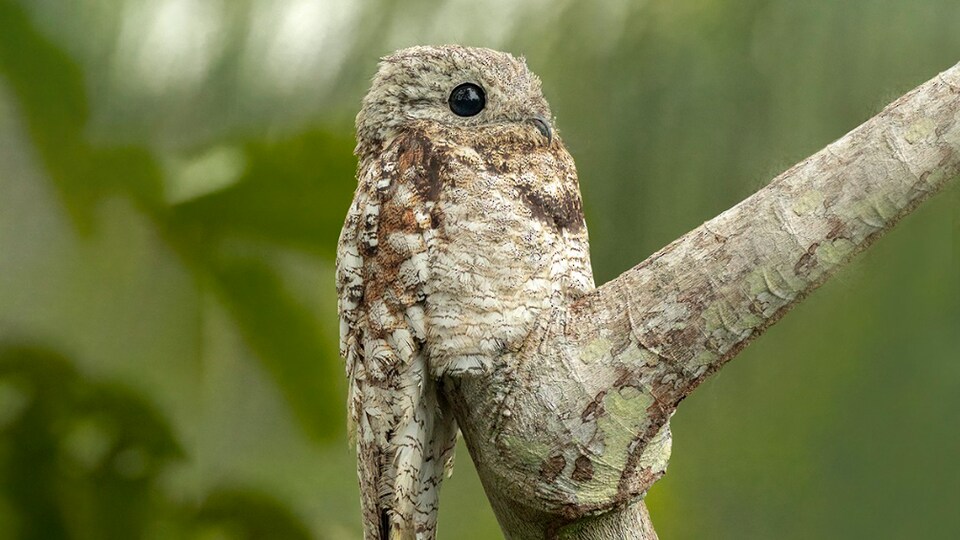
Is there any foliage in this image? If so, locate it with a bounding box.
[0,0,957,538]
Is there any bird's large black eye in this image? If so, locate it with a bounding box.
[448,83,486,117]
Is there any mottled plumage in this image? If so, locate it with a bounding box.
[337,45,594,539]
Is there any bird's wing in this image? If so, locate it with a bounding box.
[337,132,458,540]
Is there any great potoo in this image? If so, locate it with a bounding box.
[337,45,594,539]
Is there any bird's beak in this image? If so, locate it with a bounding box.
[528,116,553,146]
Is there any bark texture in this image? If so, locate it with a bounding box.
[446,62,960,539]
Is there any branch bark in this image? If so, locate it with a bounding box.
[445,62,960,539]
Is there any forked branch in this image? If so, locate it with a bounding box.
[445,62,960,539]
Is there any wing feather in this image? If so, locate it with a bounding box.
[337,133,457,540]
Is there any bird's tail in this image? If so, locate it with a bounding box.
[352,354,458,540]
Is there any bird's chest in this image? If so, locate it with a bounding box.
[420,153,585,375]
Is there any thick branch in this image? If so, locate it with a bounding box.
[447,62,960,539]
[573,63,960,427]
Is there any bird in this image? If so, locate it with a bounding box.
[337,45,595,540]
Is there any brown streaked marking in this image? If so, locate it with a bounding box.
[430,208,443,229]
[397,131,445,203]
[516,183,584,233]
[572,455,594,482]
[826,217,848,240]
[581,391,606,421]
[540,454,566,483]
[400,208,419,232]
[794,242,820,275]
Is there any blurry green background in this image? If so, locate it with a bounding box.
[0,0,957,538]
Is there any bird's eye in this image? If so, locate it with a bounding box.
[448,83,486,117]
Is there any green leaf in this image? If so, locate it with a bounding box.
[210,256,339,443]
[171,130,357,260]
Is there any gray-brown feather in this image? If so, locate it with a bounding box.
[338,45,594,540]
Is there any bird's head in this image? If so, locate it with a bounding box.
[356,45,555,152]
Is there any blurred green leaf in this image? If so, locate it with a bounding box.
[0,0,164,228]
[171,130,357,260]
[0,346,73,540]
[0,345,181,540]
[1,0,341,449]
[193,489,313,540]
[210,256,338,443]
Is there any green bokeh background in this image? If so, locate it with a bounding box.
[0,0,958,538]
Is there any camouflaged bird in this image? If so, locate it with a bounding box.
[337,45,594,539]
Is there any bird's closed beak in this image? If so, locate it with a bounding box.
[529,116,553,146]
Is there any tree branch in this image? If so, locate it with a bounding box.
[446,62,960,539]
